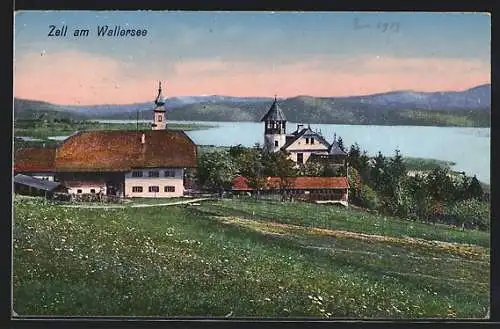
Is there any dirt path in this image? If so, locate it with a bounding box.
[215,216,489,260]
[60,198,212,209]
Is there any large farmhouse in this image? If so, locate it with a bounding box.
[14,82,197,198]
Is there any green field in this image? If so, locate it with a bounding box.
[14,120,214,139]
[13,196,489,318]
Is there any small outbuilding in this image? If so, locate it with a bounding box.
[14,174,67,197]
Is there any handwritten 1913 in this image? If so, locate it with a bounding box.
[353,18,400,33]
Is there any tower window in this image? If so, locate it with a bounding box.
[158,115,162,122]
[274,140,279,147]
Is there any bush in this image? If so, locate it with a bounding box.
[359,184,380,210]
[446,199,490,231]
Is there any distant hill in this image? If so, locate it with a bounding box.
[13,84,491,127]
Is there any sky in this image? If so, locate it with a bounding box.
[14,11,491,105]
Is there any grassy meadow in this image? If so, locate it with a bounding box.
[13,196,489,318]
[14,119,214,139]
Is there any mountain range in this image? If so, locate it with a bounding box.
[14,84,491,127]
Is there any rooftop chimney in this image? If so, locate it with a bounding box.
[141,133,146,144]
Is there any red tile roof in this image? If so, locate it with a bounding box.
[14,147,56,173]
[232,175,349,191]
[54,130,197,172]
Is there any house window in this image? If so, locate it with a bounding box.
[274,140,279,147]
[306,138,309,144]
[164,170,175,177]
[149,186,159,193]
[297,153,304,164]
[148,171,160,178]
[132,186,143,193]
[90,189,96,194]
[158,115,162,122]
[132,171,143,177]
[77,189,82,194]
[164,186,175,192]
[311,138,315,144]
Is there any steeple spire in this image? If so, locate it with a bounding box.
[152,80,167,130]
[155,81,165,106]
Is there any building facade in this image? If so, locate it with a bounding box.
[260,98,348,168]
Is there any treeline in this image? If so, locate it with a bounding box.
[196,142,490,232]
[196,144,298,198]
[346,143,490,231]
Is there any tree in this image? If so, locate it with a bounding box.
[447,198,490,231]
[196,149,237,197]
[405,174,433,221]
[466,175,483,200]
[262,150,298,201]
[299,161,324,177]
[228,144,247,159]
[348,143,362,170]
[371,151,389,194]
[386,149,408,214]
[425,167,455,204]
[337,136,345,152]
[237,147,266,198]
[359,184,380,210]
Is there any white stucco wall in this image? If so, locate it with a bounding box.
[153,111,166,130]
[124,168,184,198]
[264,134,287,152]
[285,135,329,164]
[68,184,106,195]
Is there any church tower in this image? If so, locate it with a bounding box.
[260,95,287,152]
[152,81,167,130]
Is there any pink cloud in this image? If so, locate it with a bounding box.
[14,50,490,105]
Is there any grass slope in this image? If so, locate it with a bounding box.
[13,197,489,318]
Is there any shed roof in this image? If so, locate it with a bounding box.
[14,174,62,192]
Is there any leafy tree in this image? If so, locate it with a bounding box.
[237,147,266,198]
[196,150,237,197]
[466,175,483,200]
[299,161,324,176]
[425,167,455,203]
[228,144,247,159]
[262,150,298,201]
[347,166,361,202]
[359,184,380,210]
[447,199,490,231]
[404,174,432,221]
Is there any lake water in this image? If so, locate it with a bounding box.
[62,120,492,184]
